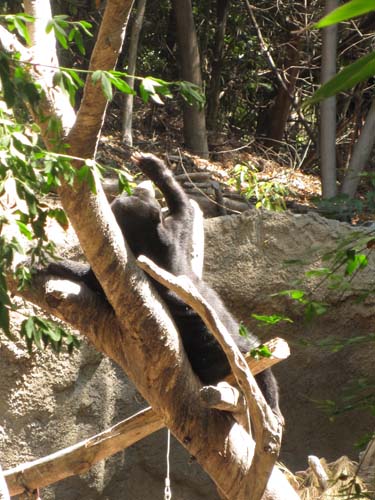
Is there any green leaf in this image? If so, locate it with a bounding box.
[16,221,33,240]
[55,28,68,49]
[250,345,272,359]
[251,313,293,325]
[46,325,62,342]
[305,301,328,321]
[92,72,113,100]
[108,74,135,95]
[73,29,85,55]
[139,81,150,103]
[277,289,306,301]
[13,17,31,45]
[178,81,205,109]
[305,268,331,278]
[0,303,10,336]
[345,253,368,275]
[239,323,250,338]
[48,208,69,229]
[21,317,35,339]
[316,0,375,28]
[307,51,375,105]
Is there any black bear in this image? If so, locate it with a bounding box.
[47,153,280,417]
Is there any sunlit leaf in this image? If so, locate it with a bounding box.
[252,313,293,325]
[307,51,375,105]
[316,0,375,28]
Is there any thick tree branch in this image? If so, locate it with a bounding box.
[137,255,282,499]
[8,268,290,498]
[23,0,76,138]
[200,382,245,412]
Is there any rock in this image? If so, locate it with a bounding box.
[204,209,375,470]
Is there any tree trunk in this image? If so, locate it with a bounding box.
[206,0,230,132]
[122,0,147,146]
[320,0,338,199]
[171,0,209,158]
[341,97,375,197]
[260,36,300,150]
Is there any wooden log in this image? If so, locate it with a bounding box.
[0,465,10,500]
[200,382,245,412]
[4,408,164,496]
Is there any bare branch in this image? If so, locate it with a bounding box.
[244,0,316,145]
[308,456,329,491]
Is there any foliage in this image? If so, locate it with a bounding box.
[239,323,273,358]
[228,162,290,211]
[20,316,80,354]
[315,0,375,28]
[46,15,93,55]
[0,98,83,350]
[279,230,375,423]
[309,1,375,105]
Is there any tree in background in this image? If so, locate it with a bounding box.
[320,0,339,199]
[122,0,147,147]
[171,0,209,158]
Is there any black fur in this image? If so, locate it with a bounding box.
[47,154,280,416]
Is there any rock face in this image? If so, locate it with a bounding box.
[0,330,217,499]
[1,208,374,498]
[203,209,375,470]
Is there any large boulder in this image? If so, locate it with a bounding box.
[204,209,375,470]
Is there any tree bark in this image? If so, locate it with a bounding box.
[341,97,375,197]
[171,0,209,158]
[320,0,338,199]
[261,36,301,150]
[122,0,147,146]
[206,0,230,132]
